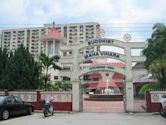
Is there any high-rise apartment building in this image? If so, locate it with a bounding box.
[1,22,100,58]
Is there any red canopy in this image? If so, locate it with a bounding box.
[87,83,98,89]
[115,82,124,87]
[86,82,124,89]
[97,81,118,88]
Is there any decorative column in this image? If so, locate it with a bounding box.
[53,40,55,55]
[46,40,48,55]
[124,42,134,112]
[72,80,83,112]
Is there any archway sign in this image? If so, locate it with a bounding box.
[59,37,147,112]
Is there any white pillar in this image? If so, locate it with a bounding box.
[72,80,83,112]
[125,42,134,112]
[46,41,48,55]
[53,40,55,55]
[125,81,134,112]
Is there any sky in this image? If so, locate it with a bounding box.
[0,0,166,42]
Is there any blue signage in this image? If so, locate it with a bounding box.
[87,39,113,45]
[84,51,119,59]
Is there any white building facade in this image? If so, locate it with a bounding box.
[0,22,148,112]
[1,22,100,57]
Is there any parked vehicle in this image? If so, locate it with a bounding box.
[40,99,54,117]
[0,95,34,120]
[160,94,166,117]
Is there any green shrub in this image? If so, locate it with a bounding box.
[139,82,160,95]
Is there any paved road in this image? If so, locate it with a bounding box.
[0,112,165,125]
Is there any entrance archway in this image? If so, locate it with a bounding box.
[60,38,147,112]
[79,69,125,113]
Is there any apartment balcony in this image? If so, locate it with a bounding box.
[31,38,39,41]
[85,25,94,28]
[31,43,39,46]
[4,35,11,37]
[86,28,94,31]
[17,35,24,37]
[31,50,38,53]
[17,37,24,40]
[32,35,39,38]
[4,38,10,41]
[69,33,77,35]
[32,30,39,32]
[17,40,24,43]
[4,33,11,35]
[4,41,10,44]
[31,47,38,49]
[86,36,94,39]
[69,29,77,32]
[4,45,10,48]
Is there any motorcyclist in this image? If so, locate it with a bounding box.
[40,97,54,117]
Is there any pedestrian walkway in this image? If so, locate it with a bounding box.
[83,100,124,112]
[83,95,146,113]
[83,94,124,112]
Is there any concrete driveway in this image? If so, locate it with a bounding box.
[0,112,165,125]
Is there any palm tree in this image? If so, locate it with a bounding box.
[143,23,166,88]
[39,53,61,91]
[143,23,166,67]
[149,59,166,88]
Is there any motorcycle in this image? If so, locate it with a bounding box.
[160,94,166,117]
[40,99,54,117]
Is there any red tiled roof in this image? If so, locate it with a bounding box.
[115,82,124,87]
[45,26,60,38]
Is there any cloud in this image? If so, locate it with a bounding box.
[0,0,166,41]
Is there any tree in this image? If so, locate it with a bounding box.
[39,53,61,91]
[149,59,166,88]
[0,48,9,89]
[143,23,166,88]
[1,45,41,90]
[61,81,72,91]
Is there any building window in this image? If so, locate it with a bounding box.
[83,75,91,81]
[69,40,73,44]
[63,67,71,71]
[63,77,70,81]
[69,51,72,54]
[63,52,67,56]
[54,76,59,80]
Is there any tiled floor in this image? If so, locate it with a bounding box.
[83,94,124,112]
[83,95,146,112]
[83,100,124,112]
